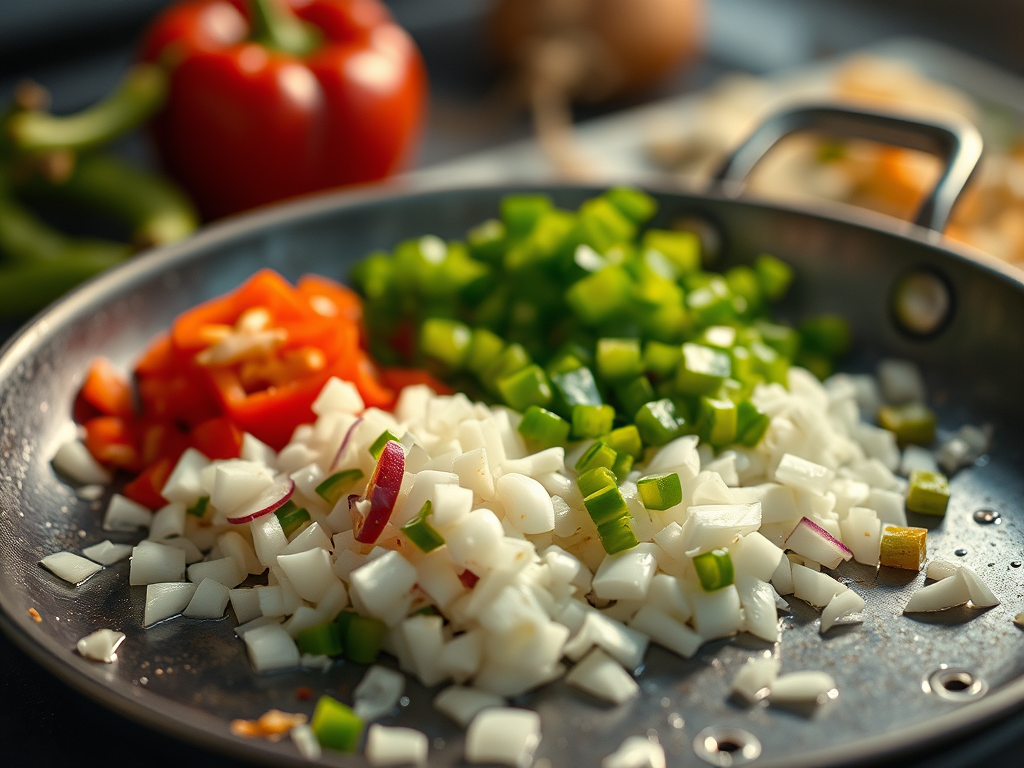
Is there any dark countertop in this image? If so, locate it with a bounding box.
[2,2,1023,766]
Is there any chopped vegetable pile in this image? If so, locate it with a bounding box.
[45,189,1006,766]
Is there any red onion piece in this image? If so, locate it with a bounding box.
[330,417,363,472]
[785,516,853,570]
[226,476,295,524]
[354,441,405,544]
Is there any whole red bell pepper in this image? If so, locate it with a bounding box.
[140,0,427,219]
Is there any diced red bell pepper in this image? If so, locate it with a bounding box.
[380,366,454,396]
[191,416,244,460]
[123,457,174,509]
[79,357,136,418]
[84,416,140,471]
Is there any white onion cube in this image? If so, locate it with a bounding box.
[243,623,300,672]
[565,648,639,704]
[366,725,428,767]
[76,628,125,662]
[40,552,103,585]
[82,540,132,566]
[183,577,230,618]
[465,708,541,767]
[144,582,197,626]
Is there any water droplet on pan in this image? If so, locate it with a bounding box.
[973,509,1001,525]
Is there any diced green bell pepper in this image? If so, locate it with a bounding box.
[497,364,553,411]
[905,470,950,516]
[643,340,682,380]
[602,424,643,461]
[596,337,643,382]
[420,318,472,369]
[637,473,682,510]
[400,500,445,553]
[584,484,630,527]
[754,253,793,300]
[571,404,615,439]
[275,500,311,538]
[577,466,618,498]
[315,469,364,506]
[676,343,731,395]
[311,696,363,752]
[518,405,571,450]
[296,622,344,657]
[697,396,738,448]
[596,515,639,554]
[736,400,770,447]
[878,403,937,447]
[615,375,655,418]
[575,441,618,474]
[693,548,734,591]
[635,398,687,446]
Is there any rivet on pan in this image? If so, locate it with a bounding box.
[693,726,761,766]
[924,667,987,701]
[891,268,953,337]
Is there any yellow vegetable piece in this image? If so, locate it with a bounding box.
[879,524,927,570]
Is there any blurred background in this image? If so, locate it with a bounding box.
[2,1,1024,765]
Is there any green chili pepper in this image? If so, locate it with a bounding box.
[518,405,571,451]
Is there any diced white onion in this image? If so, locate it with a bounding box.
[465,708,541,767]
[76,628,125,662]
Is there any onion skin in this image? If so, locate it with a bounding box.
[490,0,704,101]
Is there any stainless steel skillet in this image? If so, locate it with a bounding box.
[0,106,1022,768]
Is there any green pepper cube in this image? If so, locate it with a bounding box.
[615,375,656,419]
[699,325,737,349]
[275,500,311,538]
[518,405,571,450]
[755,320,800,360]
[597,516,639,554]
[465,328,506,377]
[602,424,644,460]
[575,197,637,252]
[501,194,552,237]
[676,343,731,395]
[584,484,629,527]
[730,345,755,383]
[905,470,950,516]
[697,396,738,448]
[547,352,585,377]
[736,400,770,447]
[315,468,364,505]
[578,466,618,498]
[343,614,388,664]
[497,364,553,411]
[420,319,472,368]
[605,187,657,224]
[749,341,788,385]
[643,341,682,380]
[725,265,763,313]
[351,251,393,301]
[800,314,852,357]
[755,253,793,300]
[693,548,734,591]
[572,404,616,439]
[311,695,364,752]
[611,452,634,483]
[634,398,686,447]
[551,366,603,413]
[685,278,734,326]
[642,229,700,275]
[575,441,618,474]
[369,431,400,460]
[482,343,531,392]
[878,403,937,447]
[565,266,634,326]
[466,218,507,264]
[596,338,643,382]
[400,500,446,553]
[296,622,344,657]
[637,473,682,511]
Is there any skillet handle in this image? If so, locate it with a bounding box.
[711,103,984,233]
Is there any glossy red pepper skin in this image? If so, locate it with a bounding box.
[140,0,427,219]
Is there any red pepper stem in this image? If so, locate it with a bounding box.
[248,0,320,57]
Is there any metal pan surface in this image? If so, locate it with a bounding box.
[1,181,1023,768]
